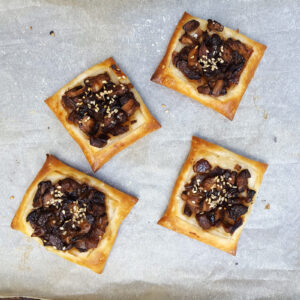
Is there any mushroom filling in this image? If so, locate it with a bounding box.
[26,178,108,252]
[181,159,256,234]
[173,19,253,96]
[62,67,140,148]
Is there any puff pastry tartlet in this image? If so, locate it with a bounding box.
[158,136,268,255]
[46,57,161,172]
[11,155,138,273]
[151,12,266,120]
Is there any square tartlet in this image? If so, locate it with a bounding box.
[45,57,161,172]
[158,136,268,255]
[11,155,138,273]
[151,12,266,120]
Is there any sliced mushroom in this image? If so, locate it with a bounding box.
[191,174,207,186]
[196,213,211,230]
[75,239,87,252]
[197,84,211,95]
[207,19,224,32]
[26,210,38,224]
[177,60,201,80]
[224,218,243,234]
[32,227,45,237]
[39,181,52,195]
[111,84,128,97]
[198,42,208,59]
[90,134,109,148]
[200,200,211,212]
[201,177,215,190]
[186,198,201,214]
[230,218,243,233]
[59,178,81,194]
[62,96,76,110]
[212,79,224,96]
[226,38,252,60]
[179,33,196,45]
[78,219,91,235]
[109,125,129,136]
[227,171,237,185]
[183,204,192,217]
[79,116,98,136]
[246,189,256,203]
[33,181,51,208]
[214,208,224,223]
[183,19,200,32]
[193,28,203,42]
[208,166,226,178]
[193,159,212,173]
[228,204,248,221]
[221,44,233,63]
[84,73,110,93]
[121,98,138,116]
[42,191,53,207]
[66,85,85,98]
[236,169,251,192]
[172,51,180,66]
[68,110,80,124]
[178,46,193,61]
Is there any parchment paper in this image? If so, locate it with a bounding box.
[1,0,299,299]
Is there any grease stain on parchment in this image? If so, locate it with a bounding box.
[17,244,33,271]
[253,95,268,120]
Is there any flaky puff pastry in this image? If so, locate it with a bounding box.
[45,57,161,172]
[11,155,138,274]
[151,12,266,120]
[158,136,268,255]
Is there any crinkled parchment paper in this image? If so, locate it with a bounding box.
[0,0,299,299]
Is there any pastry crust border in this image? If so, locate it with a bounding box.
[158,136,268,255]
[45,57,161,172]
[11,155,138,274]
[151,12,266,120]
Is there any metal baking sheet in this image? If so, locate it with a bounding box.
[1,0,299,299]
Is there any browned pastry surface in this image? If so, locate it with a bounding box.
[158,136,268,255]
[151,12,266,120]
[46,57,161,172]
[11,155,138,273]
